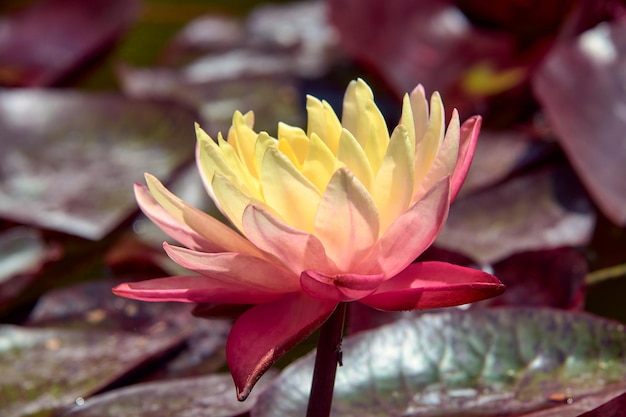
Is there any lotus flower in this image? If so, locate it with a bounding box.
[113,79,505,400]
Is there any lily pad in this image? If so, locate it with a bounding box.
[436,167,596,264]
[0,324,189,417]
[533,21,626,225]
[0,0,140,87]
[253,308,626,416]
[0,90,198,239]
[0,227,60,309]
[59,373,273,417]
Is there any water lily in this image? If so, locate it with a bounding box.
[113,79,504,400]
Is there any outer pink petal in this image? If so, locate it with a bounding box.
[364,177,450,277]
[300,270,384,302]
[242,205,336,275]
[227,292,337,400]
[451,116,481,201]
[163,243,299,292]
[360,261,505,311]
[112,276,284,304]
[135,183,217,252]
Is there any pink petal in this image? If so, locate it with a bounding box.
[364,177,450,277]
[227,293,337,400]
[360,261,505,311]
[135,183,218,252]
[242,205,336,275]
[112,276,284,304]
[300,270,385,302]
[163,243,299,292]
[451,116,481,202]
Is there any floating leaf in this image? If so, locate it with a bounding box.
[533,21,626,225]
[0,90,198,239]
[0,0,140,87]
[59,373,273,417]
[254,308,626,416]
[436,167,596,264]
[0,227,60,310]
[0,324,188,417]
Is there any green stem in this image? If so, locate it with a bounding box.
[306,302,347,417]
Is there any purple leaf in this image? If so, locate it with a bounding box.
[533,20,626,225]
[436,167,596,264]
[0,90,198,239]
[0,0,140,86]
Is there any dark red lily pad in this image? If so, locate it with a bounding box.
[59,373,274,417]
[328,0,524,118]
[26,278,231,380]
[459,129,555,197]
[0,227,61,310]
[436,167,596,264]
[533,20,626,225]
[0,324,189,417]
[254,308,626,416]
[0,0,140,87]
[0,90,198,240]
[480,247,588,309]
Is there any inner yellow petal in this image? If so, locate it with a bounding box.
[372,125,415,233]
[260,147,322,232]
[278,122,309,166]
[414,92,444,188]
[302,133,337,193]
[336,128,374,190]
[229,111,260,178]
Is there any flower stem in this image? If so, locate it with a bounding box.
[306,302,347,417]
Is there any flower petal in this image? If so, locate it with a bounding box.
[372,124,415,232]
[300,270,384,302]
[260,146,322,232]
[360,261,505,311]
[301,133,337,193]
[242,205,335,275]
[412,109,460,202]
[227,293,337,400]
[413,91,444,197]
[314,167,379,271]
[211,173,260,232]
[366,177,450,277]
[336,128,374,190]
[112,276,283,304]
[451,115,481,201]
[277,122,309,166]
[134,182,217,252]
[181,204,266,258]
[306,95,342,154]
[163,243,299,292]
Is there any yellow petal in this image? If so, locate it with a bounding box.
[336,128,374,190]
[342,79,389,174]
[254,132,277,190]
[278,122,309,166]
[302,133,337,193]
[260,147,322,232]
[314,168,379,271]
[229,111,260,177]
[414,92,444,188]
[321,100,342,154]
[372,125,415,233]
[408,84,429,147]
[217,133,262,199]
[399,93,415,155]
[413,110,460,201]
[145,173,185,222]
[197,130,252,197]
[212,173,259,233]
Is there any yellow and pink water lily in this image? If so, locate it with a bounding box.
[113,79,504,400]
